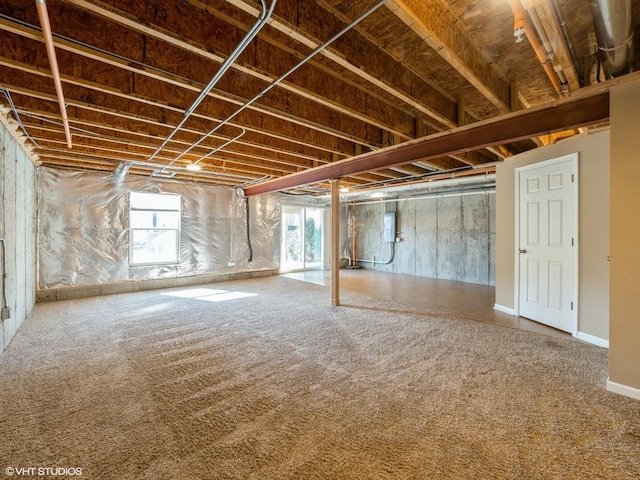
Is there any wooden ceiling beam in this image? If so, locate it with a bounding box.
[17,106,337,169]
[26,120,381,185]
[28,124,296,174]
[57,0,416,140]
[389,163,435,176]
[0,38,381,152]
[30,128,376,186]
[18,98,393,184]
[34,136,293,179]
[219,0,458,128]
[39,148,263,181]
[386,0,511,113]
[0,73,352,162]
[10,81,406,182]
[37,156,243,185]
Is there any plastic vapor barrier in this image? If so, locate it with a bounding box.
[37,167,281,289]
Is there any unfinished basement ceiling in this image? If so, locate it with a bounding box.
[0,0,638,194]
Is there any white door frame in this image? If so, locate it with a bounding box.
[514,153,579,336]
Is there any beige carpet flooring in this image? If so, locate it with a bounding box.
[0,276,639,479]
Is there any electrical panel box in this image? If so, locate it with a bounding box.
[383,212,396,242]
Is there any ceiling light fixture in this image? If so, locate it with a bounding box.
[185,163,202,172]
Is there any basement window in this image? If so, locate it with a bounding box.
[129,191,181,266]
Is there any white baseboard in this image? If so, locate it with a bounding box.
[493,304,516,316]
[575,331,609,348]
[606,378,640,401]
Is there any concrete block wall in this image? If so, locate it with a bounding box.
[353,191,495,285]
[0,120,37,353]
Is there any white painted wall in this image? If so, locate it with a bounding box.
[495,129,610,343]
[0,118,37,352]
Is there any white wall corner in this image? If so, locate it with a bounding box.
[494,304,516,316]
[606,378,640,401]
[575,331,609,348]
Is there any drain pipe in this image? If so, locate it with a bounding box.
[150,0,276,174]
[165,0,388,170]
[35,0,72,148]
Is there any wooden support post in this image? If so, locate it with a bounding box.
[415,114,428,138]
[510,80,520,111]
[583,55,593,87]
[330,178,340,306]
[457,97,466,126]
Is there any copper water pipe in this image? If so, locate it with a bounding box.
[35,0,72,148]
[508,0,564,96]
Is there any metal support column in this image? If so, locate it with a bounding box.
[330,178,340,306]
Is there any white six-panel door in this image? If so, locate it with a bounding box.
[517,154,578,333]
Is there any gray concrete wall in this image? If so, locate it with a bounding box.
[0,119,37,353]
[353,191,495,285]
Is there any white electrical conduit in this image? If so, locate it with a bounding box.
[159,0,388,173]
[16,110,256,182]
[356,241,395,265]
[190,127,246,169]
[0,87,40,147]
[0,239,7,310]
[526,6,568,91]
[149,0,276,169]
[236,175,272,189]
[35,0,72,148]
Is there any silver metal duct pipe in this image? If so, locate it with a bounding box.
[160,0,388,173]
[589,0,634,78]
[148,0,276,171]
[113,161,131,182]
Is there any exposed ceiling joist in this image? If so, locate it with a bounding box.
[244,81,615,196]
[386,0,511,113]
[223,0,458,128]
[0,0,633,188]
[521,0,581,91]
[59,0,415,141]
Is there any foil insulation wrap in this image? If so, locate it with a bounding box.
[37,167,281,289]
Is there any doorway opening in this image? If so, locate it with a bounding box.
[280,206,325,273]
